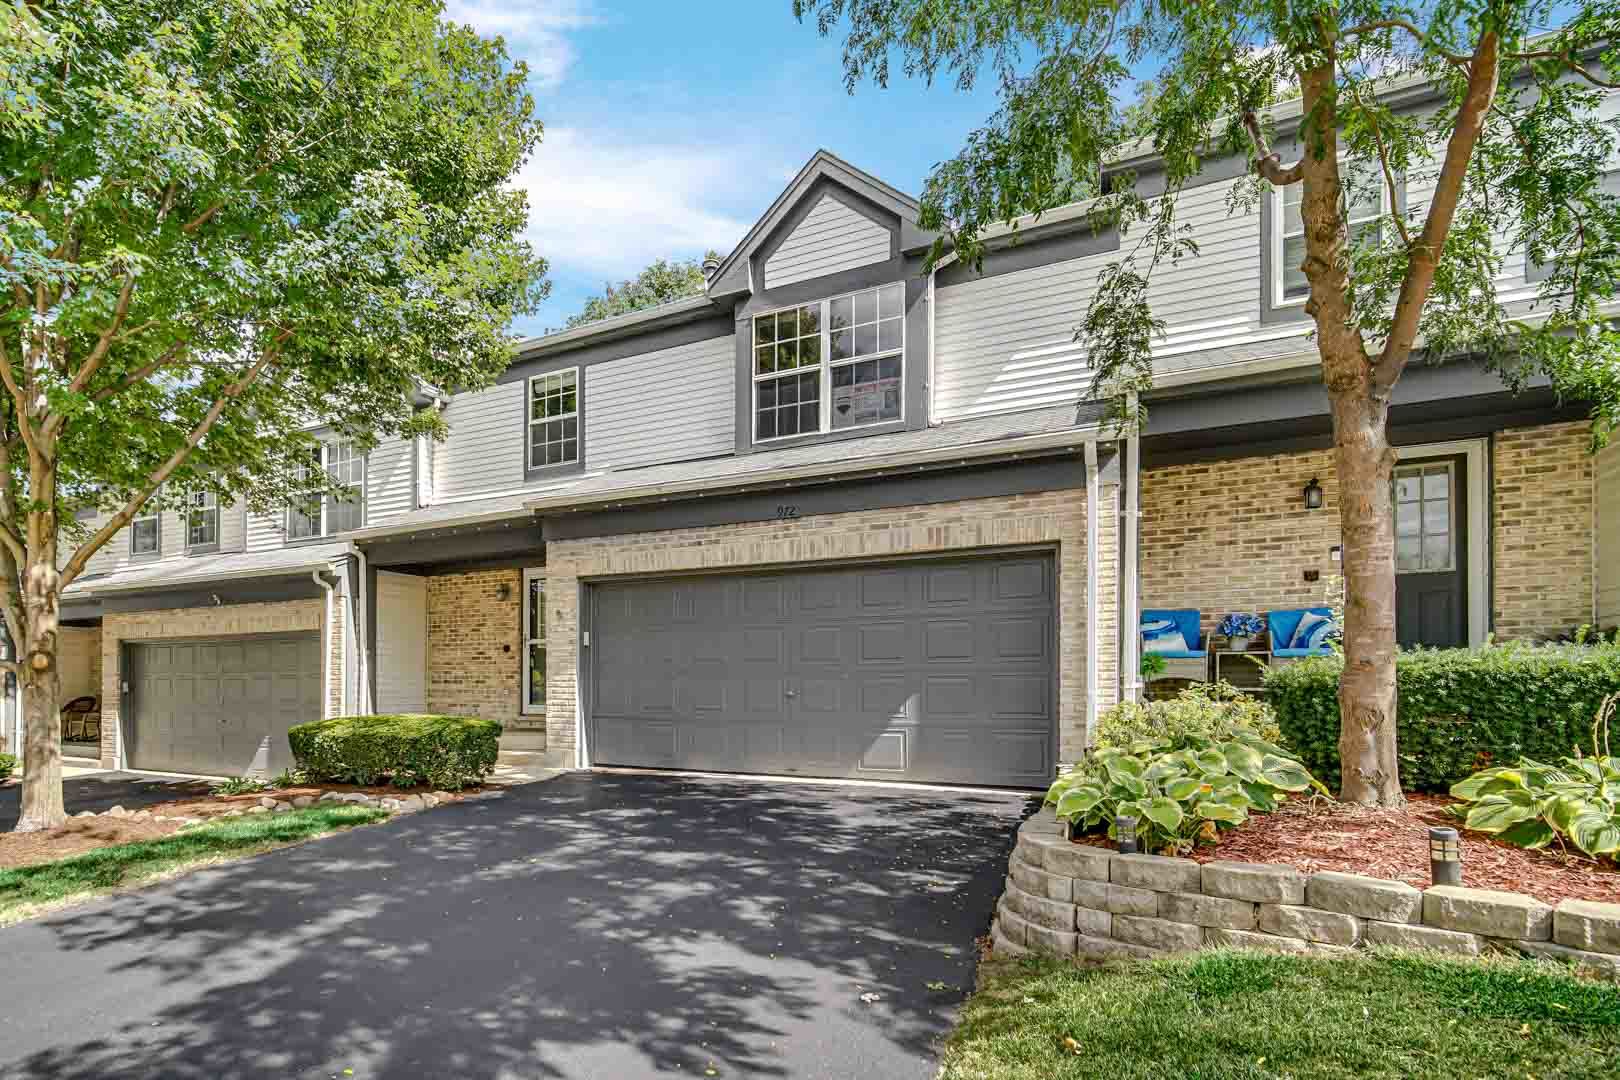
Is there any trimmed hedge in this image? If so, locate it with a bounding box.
[1265,644,1620,792]
[287,714,501,790]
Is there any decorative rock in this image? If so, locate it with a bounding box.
[1159,891,1258,931]
[245,805,270,815]
[400,794,425,811]
[1204,927,1310,953]
[1259,904,1362,946]
[257,796,278,809]
[1024,923,1079,956]
[1010,859,1073,903]
[133,810,152,820]
[74,810,95,818]
[339,792,373,804]
[272,802,292,813]
[1074,934,1160,962]
[1306,871,1422,923]
[421,794,440,809]
[379,798,403,811]
[223,809,245,817]
[292,796,315,809]
[1112,914,1203,953]
[1043,842,1113,882]
[1111,853,1201,894]
[318,792,343,802]
[1422,885,1553,941]
[430,791,454,803]
[107,805,127,818]
[1553,899,1620,956]
[1073,878,1158,917]
[1202,861,1307,905]
[1508,938,1620,979]
[1362,919,1480,956]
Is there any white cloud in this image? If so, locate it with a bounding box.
[441,0,596,89]
[513,127,754,279]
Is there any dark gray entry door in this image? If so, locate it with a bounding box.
[1394,455,1468,648]
[127,634,322,776]
[587,554,1056,788]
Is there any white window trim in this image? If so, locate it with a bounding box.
[1270,170,1389,309]
[527,368,581,470]
[1393,438,1489,647]
[186,489,220,552]
[521,567,546,715]
[752,282,906,444]
[286,440,366,541]
[129,507,161,558]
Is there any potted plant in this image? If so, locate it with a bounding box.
[1217,613,1264,651]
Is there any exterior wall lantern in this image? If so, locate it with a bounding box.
[1116,814,1139,855]
[1303,477,1324,510]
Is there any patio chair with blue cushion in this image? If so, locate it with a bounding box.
[1266,607,1337,668]
[1140,608,1208,683]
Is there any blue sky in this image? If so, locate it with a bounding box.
[442,1,1007,337]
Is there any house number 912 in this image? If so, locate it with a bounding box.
[775,505,800,520]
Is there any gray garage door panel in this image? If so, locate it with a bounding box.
[587,554,1056,787]
[128,634,322,776]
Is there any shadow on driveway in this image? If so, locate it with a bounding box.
[0,772,214,831]
[0,771,1036,1079]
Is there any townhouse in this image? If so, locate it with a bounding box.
[24,85,1620,787]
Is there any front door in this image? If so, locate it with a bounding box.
[1394,455,1467,648]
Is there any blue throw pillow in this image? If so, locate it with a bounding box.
[1291,611,1335,651]
[1141,619,1190,654]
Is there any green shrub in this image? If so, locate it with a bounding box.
[0,752,14,781]
[1095,681,1282,752]
[211,776,270,795]
[287,714,500,790]
[1265,643,1620,792]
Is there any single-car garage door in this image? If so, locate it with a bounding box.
[587,553,1056,787]
[126,634,322,776]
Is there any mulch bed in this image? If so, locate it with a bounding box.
[1075,794,1620,906]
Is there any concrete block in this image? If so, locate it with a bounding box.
[1553,899,1620,956]
[1112,914,1203,952]
[1363,919,1480,956]
[1024,923,1079,956]
[1010,859,1074,903]
[1508,938,1620,980]
[1204,927,1311,953]
[1202,861,1307,905]
[1018,810,1065,837]
[1043,841,1114,882]
[1019,891,1079,932]
[1075,934,1161,962]
[1111,852,1202,894]
[1259,904,1362,946]
[1016,834,1066,872]
[1073,878,1158,917]
[1423,885,1552,941]
[1158,891,1259,931]
[1074,905,1112,937]
[1306,871,1422,923]
[995,902,1030,947]
[992,925,1030,958]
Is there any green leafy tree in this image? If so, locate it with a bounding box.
[565,252,720,328]
[0,0,547,830]
[797,1,1620,805]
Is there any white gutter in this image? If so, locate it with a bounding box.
[63,547,353,598]
[354,547,372,715]
[313,569,335,720]
[926,265,939,426]
[1120,415,1142,703]
[1084,440,1101,753]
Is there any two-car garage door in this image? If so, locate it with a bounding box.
[126,635,322,776]
[587,553,1056,788]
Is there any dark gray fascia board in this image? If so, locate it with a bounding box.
[502,303,732,383]
[360,519,544,570]
[61,572,323,620]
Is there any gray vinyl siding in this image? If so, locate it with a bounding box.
[78,494,248,577]
[366,435,414,523]
[764,194,891,289]
[585,334,735,471]
[245,510,287,552]
[435,380,526,500]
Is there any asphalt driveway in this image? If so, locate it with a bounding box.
[0,770,1032,1079]
[0,772,214,831]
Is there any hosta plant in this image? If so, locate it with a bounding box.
[1449,697,1620,861]
[1045,733,1326,856]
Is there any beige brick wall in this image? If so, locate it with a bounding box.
[425,568,538,732]
[543,487,1107,767]
[99,599,331,769]
[1140,448,1344,641]
[1493,421,1595,641]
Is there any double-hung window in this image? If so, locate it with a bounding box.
[1274,167,1388,304]
[130,507,160,558]
[528,369,579,469]
[522,568,546,714]
[186,490,219,552]
[753,282,904,442]
[287,440,364,539]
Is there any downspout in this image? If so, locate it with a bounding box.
[1121,398,1142,703]
[312,568,335,720]
[1084,441,1100,750]
[926,263,939,425]
[355,546,372,714]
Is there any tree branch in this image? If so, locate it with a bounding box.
[1502,47,1619,89]
[1350,83,1413,248]
[1373,31,1501,397]
[0,337,43,471]
[1241,110,1304,185]
[1341,18,1471,66]
[88,338,193,403]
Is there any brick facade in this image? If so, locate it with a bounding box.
[98,598,333,769]
[425,568,537,733]
[542,487,1110,768]
[1493,421,1595,641]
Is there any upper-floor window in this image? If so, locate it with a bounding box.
[186,490,219,552]
[130,507,160,558]
[1526,170,1620,283]
[753,282,904,442]
[288,439,364,540]
[528,369,579,469]
[1273,168,1388,305]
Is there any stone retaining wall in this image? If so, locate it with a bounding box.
[994,809,1620,980]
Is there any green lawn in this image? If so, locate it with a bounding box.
[0,804,389,924]
[942,949,1620,1080]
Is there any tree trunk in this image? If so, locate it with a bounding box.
[14,551,64,832]
[1330,389,1403,806]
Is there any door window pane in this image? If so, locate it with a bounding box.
[1392,461,1455,573]
[523,573,545,711]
